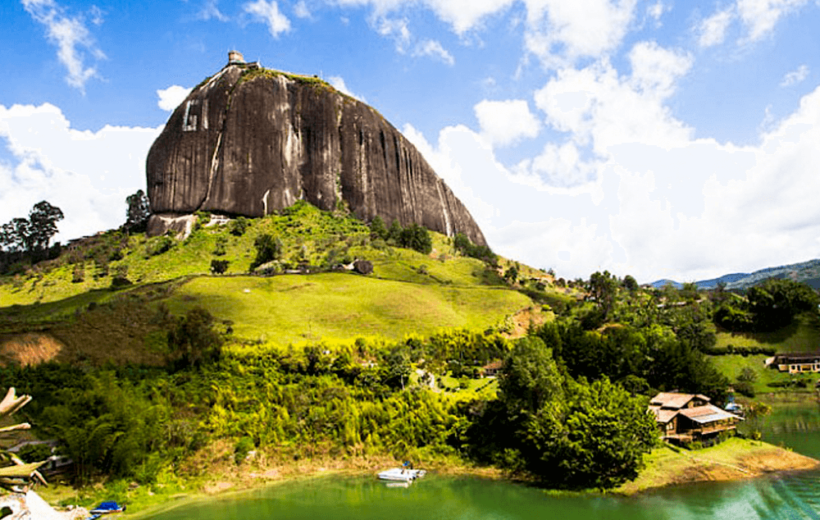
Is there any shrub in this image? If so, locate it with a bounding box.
[234,436,255,465]
[250,234,283,270]
[229,217,249,237]
[213,236,228,256]
[145,235,175,257]
[210,259,230,275]
[72,264,84,283]
[110,276,132,289]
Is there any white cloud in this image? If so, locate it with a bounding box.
[376,16,412,50]
[697,0,809,48]
[628,41,693,99]
[199,0,229,21]
[698,7,733,47]
[399,36,820,282]
[22,0,105,92]
[328,76,365,101]
[780,64,809,87]
[412,40,455,66]
[646,1,666,22]
[332,0,513,34]
[422,0,515,34]
[157,85,193,112]
[474,99,540,147]
[294,0,311,18]
[736,0,808,42]
[243,0,291,37]
[522,0,638,67]
[0,103,161,243]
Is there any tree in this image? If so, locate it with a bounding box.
[124,189,151,233]
[387,219,403,244]
[27,201,64,252]
[747,278,819,331]
[0,201,63,259]
[498,337,563,420]
[398,223,432,254]
[524,378,658,488]
[250,234,283,270]
[588,271,618,319]
[623,274,639,292]
[167,307,223,367]
[369,215,387,240]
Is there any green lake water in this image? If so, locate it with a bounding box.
[147,400,820,520]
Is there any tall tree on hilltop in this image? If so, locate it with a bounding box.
[124,189,151,233]
[0,201,63,254]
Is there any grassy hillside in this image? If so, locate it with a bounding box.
[0,201,558,363]
[165,274,529,347]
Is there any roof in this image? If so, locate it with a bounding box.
[649,406,678,424]
[773,353,820,363]
[649,392,710,410]
[679,404,742,424]
[482,360,503,370]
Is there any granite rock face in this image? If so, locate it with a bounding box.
[146,62,487,246]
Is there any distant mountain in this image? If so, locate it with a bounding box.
[649,259,820,291]
[648,279,682,289]
[694,273,750,290]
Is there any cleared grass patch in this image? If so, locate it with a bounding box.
[715,313,820,353]
[165,274,532,346]
[710,354,820,394]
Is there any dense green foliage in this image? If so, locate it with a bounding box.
[5,200,818,494]
[715,278,818,332]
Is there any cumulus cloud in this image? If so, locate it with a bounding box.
[698,8,733,47]
[781,64,809,87]
[522,0,638,67]
[294,0,311,18]
[412,40,455,65]
[0,103,160,243]
[697,0,810,48]
[198,0,229,21]
[736,0,809,42]
[328,76,365,101]
[156,85,192,112]
[21,0,105,92]
[333,0,514,34]
[243,0,291,37]
[399,35,820,282]
[474,99,540,147]
[628,41,693,99]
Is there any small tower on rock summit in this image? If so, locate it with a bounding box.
[228,50,245,64]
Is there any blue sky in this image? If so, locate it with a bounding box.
[2,0,820,283]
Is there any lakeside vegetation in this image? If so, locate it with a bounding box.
[2,199,820,513]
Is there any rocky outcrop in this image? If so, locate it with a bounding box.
[146,56,487,246]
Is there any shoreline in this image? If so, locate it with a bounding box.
[615,437,820,495]
[41,438,818,517]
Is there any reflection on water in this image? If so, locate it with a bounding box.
[148,399,820,520]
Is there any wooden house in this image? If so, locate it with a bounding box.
[649,392,742,444]
[764,353,820,374]
[481,359,503,377]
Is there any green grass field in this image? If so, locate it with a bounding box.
[715,313,820,352]
[165,274,530,347]
[710,312,820,394]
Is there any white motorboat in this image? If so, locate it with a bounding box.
[377,467,426,482]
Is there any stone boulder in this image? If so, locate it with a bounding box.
[146,54,487,246]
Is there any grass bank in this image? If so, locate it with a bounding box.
[616,437,818,495]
